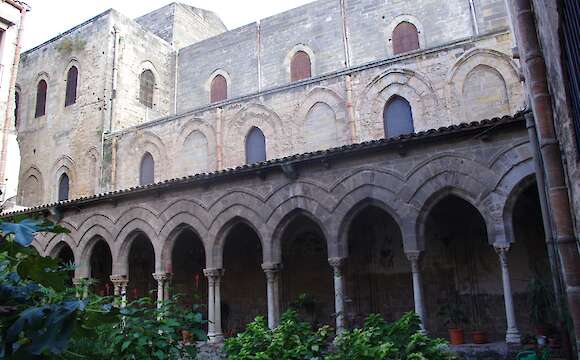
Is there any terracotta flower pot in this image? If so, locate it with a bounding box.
[448,328,465,345]
[472,330,488,344]
[181,330,192,344]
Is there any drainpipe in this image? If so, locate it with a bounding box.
[468,0,479,36]
[513,0,580,356]
[0,2,29,200]
[345,75,357,143]
[216,108,223,170]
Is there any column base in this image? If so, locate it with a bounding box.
[208,333,224,343]
[505,329,521,344]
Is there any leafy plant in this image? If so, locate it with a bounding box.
[328,312,456,360]
[527,274,555,326]
[224,309,332,360]
[437,297,468,329]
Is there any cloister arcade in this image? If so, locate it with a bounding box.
[31,115,556,344]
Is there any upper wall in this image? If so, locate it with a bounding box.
[135,3,227,49]
[175,0,510,111]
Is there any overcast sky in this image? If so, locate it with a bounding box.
[21,0,315,51]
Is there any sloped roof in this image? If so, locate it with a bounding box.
[3,112,527,217]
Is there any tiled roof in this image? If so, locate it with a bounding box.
[3,112,526,217]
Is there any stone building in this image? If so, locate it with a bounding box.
[0,0,28,210]
[9,0,579,353]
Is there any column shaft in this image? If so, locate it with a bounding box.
[406,252,427,333]
[329,257,346,334]
[496,246,521,344]
[263,263,282,329]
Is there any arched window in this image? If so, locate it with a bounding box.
[290,51,312,81]
[139,70,155,108]
[392,22,420,55]
[35,79,47,118]
[14,91,20,128]
[58,173,70,201]
[210,74,227,103]
[65,66,78,107]
[140,152,155,185]
[383,96,414,138]
[245,127,266,164]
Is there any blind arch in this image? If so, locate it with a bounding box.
[290,51,312,81]
[139,70,155,108]
[392,22,420,55]
[58,173,70,201]
[383,96,414,138]
[245,127,266,164]
[65,66,78,107]
[140,152,155,185]
[210,74,228,103]
[35,79,47,118]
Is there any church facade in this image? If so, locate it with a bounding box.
[11,0,575,348]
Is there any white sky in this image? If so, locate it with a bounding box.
[21,0,316,51]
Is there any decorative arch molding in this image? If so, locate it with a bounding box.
[160,221,208,274]
[384,15,426,57]
[355,68,440,142]
[51,155,77,201]
[114,221,160,276]
[77,228,114,278]
[284,43,316,79]
[206,69,232,101]
[113,206,164,243]
[127,130,168,185]
[45,233,76,259]
[137,60,160,109]
[268,208,330,264]
[413,186,497,251]
[446,48,523,120]
[176,117,218,175]
[62,58,81,78]
[296,87,349,151]
[223,104,287,167]
[332,187,417,256]
[209,212,267,269]
[19,166,45,206]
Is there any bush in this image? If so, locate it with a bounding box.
[225,311,456,360]
[224,309,332,360]
[328,313,455,360]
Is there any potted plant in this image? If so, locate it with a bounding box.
[528,275,554,336]
[471,301,489,344]
[438,297,469,345]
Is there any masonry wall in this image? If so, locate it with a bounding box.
[16,11,114,205]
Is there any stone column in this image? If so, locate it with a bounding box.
[406,251,427,333]
[153,273,170,309]
[110,274,128,308]
[262,263,282,329]
[163,273,172,301]
[329,257,346,334]
[204,269,224,342]
[495,245,521,344]
[73,278,89,299]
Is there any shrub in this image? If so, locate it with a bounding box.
[224,309,332,360]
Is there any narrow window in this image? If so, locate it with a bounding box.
[140,152,155,185]
[65,66,78,107]
[139,70,155,108]
[245,127,266,164]
[58,173,70,201]
[35,79,47,118]
[290,51,312,81]
[14,91,20,128]
[210,74,228,103]
[383,96,414,138]
[392,22,420,55]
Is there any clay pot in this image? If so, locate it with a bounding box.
[181,330,192,344]
[472,330,488,344]
[448,328,465,345]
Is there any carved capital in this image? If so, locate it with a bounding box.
[328,257,346,276]
[110,274,128,287]
[405,251,423,273]
[153,272,170,282]
[494,245,511,268]
[262,263,282,282]
[203,268,224,285]
[72,277,89,286]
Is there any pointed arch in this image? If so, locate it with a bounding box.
[139,152,155,185]
[392,21,420,55]
[35,79,47,118]
[245,127,266,164]
[65,66,78,107]
[383,95,414,138]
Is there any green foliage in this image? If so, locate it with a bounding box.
[224,309,332,360]
[225,311,455,360]
[437,296,468,329]
[329,313,456,360]
[527,274,555,326]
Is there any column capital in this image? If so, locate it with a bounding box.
[110,274,128,286]
[494,244,511,267]
[261,262,282,273]
[203,268,224,281]
[405,250,423,262]
[153,272,171,282]
[328,257,346,269]
[72,277,89,286]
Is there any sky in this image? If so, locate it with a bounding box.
[21,0,316,51]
